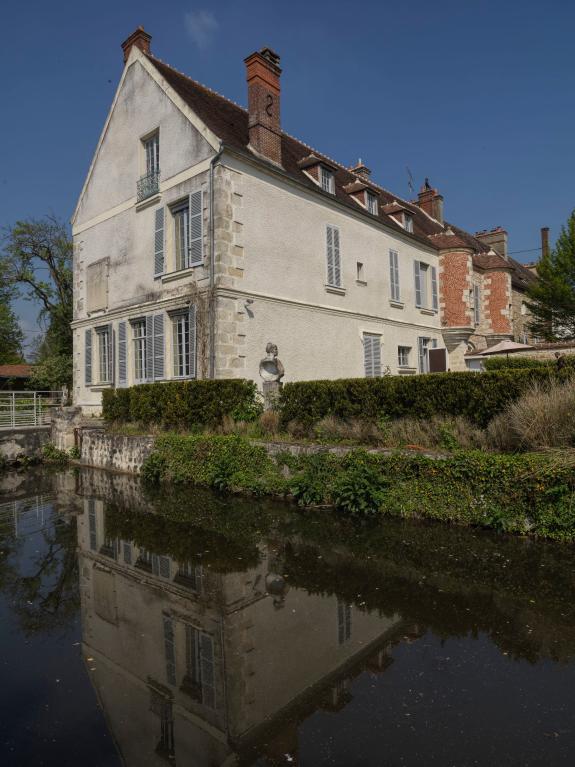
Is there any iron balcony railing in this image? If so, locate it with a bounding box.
[137,169,161,202]
[0,391,63,429]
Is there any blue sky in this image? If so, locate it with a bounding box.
[2,0,574,355]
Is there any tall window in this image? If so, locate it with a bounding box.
[172,313,191,377]
[173,202,190,271]
[473,284,481,326]
[132,320,146,382]
[418,337,437,373]
[389,250,400,301]
[366,191,378,214]
[163,615,176,686]
[321,166,335,194]
[144,132,159,177]
[404,213,413,233]
[326,225,342,287]
[414,261,438,310]
[184,625,216,708]
[363,333,382,378]
[96,326,111,383]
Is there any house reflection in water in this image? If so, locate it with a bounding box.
[77,499,415,766]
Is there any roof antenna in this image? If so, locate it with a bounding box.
[406,167,414,196]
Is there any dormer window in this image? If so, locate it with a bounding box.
[366,191,378,215]
[321,166,335,194]
[404,213,413,233]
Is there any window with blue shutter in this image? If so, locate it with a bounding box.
[389,250,400,302]
[414,261,423,307]
[145,315,154,381]
[189,190,203,265]
[154,207,164,277]
[326,225,341,287]
[431,266,438,311]
[153,314,164,380]
[85,329,92,385]
[473,284,481,325]
[363,333,382,378]
[118,321,127,386]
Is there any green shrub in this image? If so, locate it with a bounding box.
[483,355,575,371]
[102,379,259,429]
[41,443,69,464]
[279,368,565,429]
[331,451,388,516]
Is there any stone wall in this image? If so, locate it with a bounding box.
[0,426,51,463]
[80,429,155,474]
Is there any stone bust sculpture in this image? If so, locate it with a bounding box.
[259,342,285,382]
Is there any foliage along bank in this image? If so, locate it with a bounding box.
[141,433,575,542]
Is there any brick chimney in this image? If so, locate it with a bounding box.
[351,159,371,179]
[475,227,508,259]
[417,179,444,224]
[245,48,282,166]
[541,226,550,258]
[121,26,152,64]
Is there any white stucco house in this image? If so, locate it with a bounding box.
[71,27,457,412]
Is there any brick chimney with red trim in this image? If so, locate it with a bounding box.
[417,178,444,224]
[121,26,152,64]
[245,48,282,166]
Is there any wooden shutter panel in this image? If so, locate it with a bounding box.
[189,190,203,265]
[414,261,423,307]
[118,321,127,386]
[189,305,197,378]
[372,336,382,376]
[431,266,438,311]
[108,324,115,384]
[154,207,164,277]
[145,315,154,381]
[333,227,341,287]
[85,329,92,385]
[326,226,335,286]
[364,335,374,377]
[153,313,164,380]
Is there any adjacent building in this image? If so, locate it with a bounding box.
[71,27,537,412]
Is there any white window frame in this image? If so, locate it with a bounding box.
[132,320,147,383]
[403,213,414,233]
[172,200,190,272]
[389,250,400,302]
[326,225,342,288]
[366,191,378,215]
[172,312,191,378]
[321,166,335,194]
[143,131,159,176]
[96,326,111,384]
[415,261,438,311]
[417,336,438,373]
[398,346,411,368]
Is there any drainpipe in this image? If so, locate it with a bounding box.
[209,148,224,379]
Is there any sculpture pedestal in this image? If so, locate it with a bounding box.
[262,380,282,411]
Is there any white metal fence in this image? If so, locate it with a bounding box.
[0,391,63,429]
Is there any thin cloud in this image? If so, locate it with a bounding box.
[184,10,219,50]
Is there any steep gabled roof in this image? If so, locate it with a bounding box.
[146,53,536,292]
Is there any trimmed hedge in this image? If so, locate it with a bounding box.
[102,379,260,428]
[278,369,567,429]
[483,355,575,371]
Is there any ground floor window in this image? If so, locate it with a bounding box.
[363,333,382,377]
[418,337,437,373]
[96,326,112,383]
[172,313,191,377]
[132,320,146,382]
[398,346,411,368]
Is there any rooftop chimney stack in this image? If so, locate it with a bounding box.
[351,159,371,179]
[475,227,508,259]
[121,26,152,64]
[541,226,550,259]
[244,47,282,166]
[417,178,444,224]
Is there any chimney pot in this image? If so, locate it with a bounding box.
[417,178,444,224]
[475,227,508,259]
[121,26,152,64]
[351,160,371,179]
[541,226,550,259]
[245,48,282,166]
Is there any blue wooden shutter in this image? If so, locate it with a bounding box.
[326,226,335,285]
[363,334,381,378]
[333,227,341,287]
[189,190,203,265]
[85,329,92,385]
[108,324,115,384]
[145,315,154,381]
[390,250,400,301]
[189,306,197,378]
[153,314,164,380]
[154,207,164,277]
[414,261,423,307]
[118,321,127,386]
[431,266,438,311]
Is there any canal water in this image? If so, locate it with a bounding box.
[1,467,575,767]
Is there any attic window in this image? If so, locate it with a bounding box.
[403,213,413,233]
[366,191,378,215]
[321,167,335,194]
